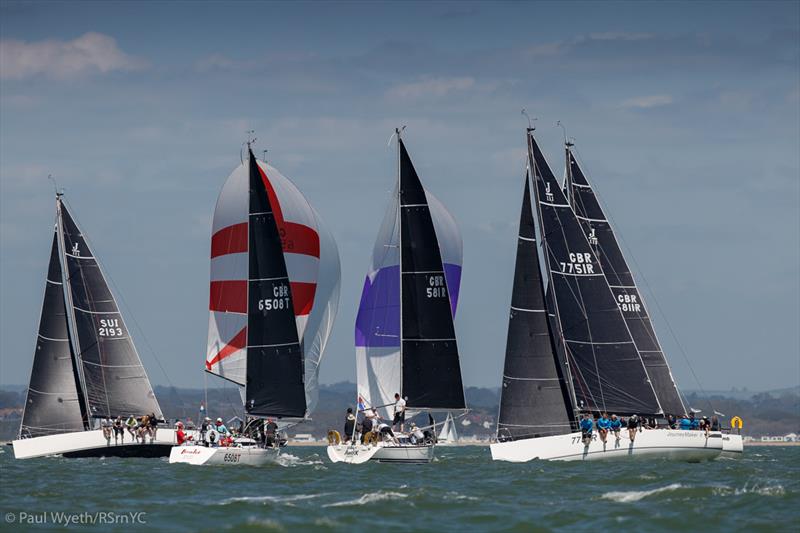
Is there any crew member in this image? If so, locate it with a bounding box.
[627,414,640,442]
[264,418,278,447]
[343,408,356,443]
[609,414,622,441]
[392,393,406,432]
[579,414,594,446]
[597,412,611,443]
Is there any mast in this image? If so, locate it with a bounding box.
[55,195,91,428]
[397,127,404,400]
[526,129,580,423]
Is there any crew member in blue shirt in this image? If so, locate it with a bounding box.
[609,414,622,442]
[679,414,693,430]
[579,414,594,446]
[596,412,611,443]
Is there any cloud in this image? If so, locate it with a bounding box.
[0,32,146,80]
[620,94,674,109]
[386,76,475,99]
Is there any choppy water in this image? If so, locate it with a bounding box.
[1,445,797,531]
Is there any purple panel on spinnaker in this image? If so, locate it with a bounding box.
[443,263,461,317]
[354,265,400,348]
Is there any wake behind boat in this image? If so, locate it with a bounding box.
[13,194,173,460]
[490,126,723,463]
[327,129,466,465]
[170,142,340,466]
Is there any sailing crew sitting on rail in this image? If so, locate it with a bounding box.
[710,416,720,432]
[679,414,692,430]
[627,414,640,442]
[113,416,125,444]
[148,412,159,443]
[689,412,700,430]
[264,418,279,447]
[101,417,113,444]
[393,393,406,432]
[667,414,677,429]
[409,423,425,444]
[609,414,622,441]
[125,415,138,440]
[377,422,398,444]
[137,415,150,443]
[343,408,356,443]
[596,413,611,443]
[361,410,376,443]
[699,416,711,437]
[579,414,594,446]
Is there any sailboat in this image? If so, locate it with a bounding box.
[563,141,742,456]
[490,127,723,462]
[436,412,459,445]
[327,129,466,464]
[13,194,175,459]
[170,144,340,466]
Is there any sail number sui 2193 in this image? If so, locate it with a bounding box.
[98,318,123,337]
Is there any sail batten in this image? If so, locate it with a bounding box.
[565,150,685,416]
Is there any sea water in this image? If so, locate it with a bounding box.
[1,445,797,531]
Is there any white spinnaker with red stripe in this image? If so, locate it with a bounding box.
[207,158,340,416]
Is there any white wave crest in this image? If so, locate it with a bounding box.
[601,483,684,503]
[222,493,329,505]
[323,491,409,508]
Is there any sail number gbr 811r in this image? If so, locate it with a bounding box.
[559,252,595,275]
[258,283,291,312]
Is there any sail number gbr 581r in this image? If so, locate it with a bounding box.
[258,283,291,312]
[559,252,595,275]
[426,274,447,299]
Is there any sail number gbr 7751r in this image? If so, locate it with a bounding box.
[559,252,595,275]
[258,283,291,312]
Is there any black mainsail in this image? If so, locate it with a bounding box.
[246,149,306,418]
[528,131,661,416]
[19,232,87,438]
[20,195,164,438]
[59,201,163,419]
[564,147,686,416]
[496,174,574,441]
[399,138,466,410]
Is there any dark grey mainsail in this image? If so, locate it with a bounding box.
[58,199,163,420]
[19,232,87,438]
[399,138,466,411]
[565,148,686,416]
[496,175,574,441]
[246,148,307,418]
[527,131,661,416]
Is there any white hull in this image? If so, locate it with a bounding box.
[327,442,435,464]
[12,429,178,459]
[169,444,280,466]
[490,429,723,462]
[721,433,744,456]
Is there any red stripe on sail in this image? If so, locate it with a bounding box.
[209,281,247,313]
[211,223,248,259]
[291,282,316,316]
[256,164,320,258]
[206,327,247,369]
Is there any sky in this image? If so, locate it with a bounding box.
[1,1,798,394]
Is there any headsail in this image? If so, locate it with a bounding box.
[527,131,661,416]
[355,134,465,419]
[19,230,86,438]
[207,148,339,418]
[565,149,686,416]
[59,200,163,420]
[496,175,575,441]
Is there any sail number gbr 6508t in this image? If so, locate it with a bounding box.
[258,283,291,312]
